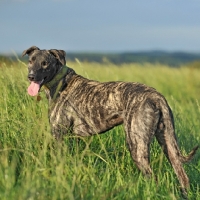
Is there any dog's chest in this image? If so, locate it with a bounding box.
[48,83,125,136]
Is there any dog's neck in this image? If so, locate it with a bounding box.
[43,66,77,104]
[45,65,68,89]
[43,65,68,103]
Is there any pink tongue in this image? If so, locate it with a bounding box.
[27,81,40,96]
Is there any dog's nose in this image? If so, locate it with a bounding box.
[28,74,35,81]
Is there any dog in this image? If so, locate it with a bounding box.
[22,46,198,196]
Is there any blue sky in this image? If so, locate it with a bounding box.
[1,0,200,54]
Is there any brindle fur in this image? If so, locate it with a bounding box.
[22,46,198,196]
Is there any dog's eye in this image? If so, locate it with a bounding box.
[41,61,47,67]
[42,61,46,66]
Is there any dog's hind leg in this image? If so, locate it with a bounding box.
[125,130,153,176]
[124,100,160,177]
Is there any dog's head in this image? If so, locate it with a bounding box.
[22,46,66,96]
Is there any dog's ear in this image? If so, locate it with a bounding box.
[22,46,40,57]
[49,49,66,66]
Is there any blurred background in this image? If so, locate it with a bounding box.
[1,0,200,65]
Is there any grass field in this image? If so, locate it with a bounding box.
[0,60,199,200]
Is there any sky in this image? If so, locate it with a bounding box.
[1,0,200,55]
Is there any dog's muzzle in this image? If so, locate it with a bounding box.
[28,73,35,81]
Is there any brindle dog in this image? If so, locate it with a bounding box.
[22,46,198,196]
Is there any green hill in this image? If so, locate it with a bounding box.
[1,51,200,66]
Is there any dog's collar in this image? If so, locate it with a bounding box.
[44,65,68,89]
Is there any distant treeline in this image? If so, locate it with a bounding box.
[1,51,200,67]
[65,51,200,66]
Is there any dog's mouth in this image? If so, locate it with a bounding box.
[27,79,44,96]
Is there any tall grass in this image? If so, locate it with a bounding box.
[0,60,199,200]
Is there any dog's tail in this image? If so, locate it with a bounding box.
[156,97,199,164]
[155,96,199,190]
[179,145,199,163]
